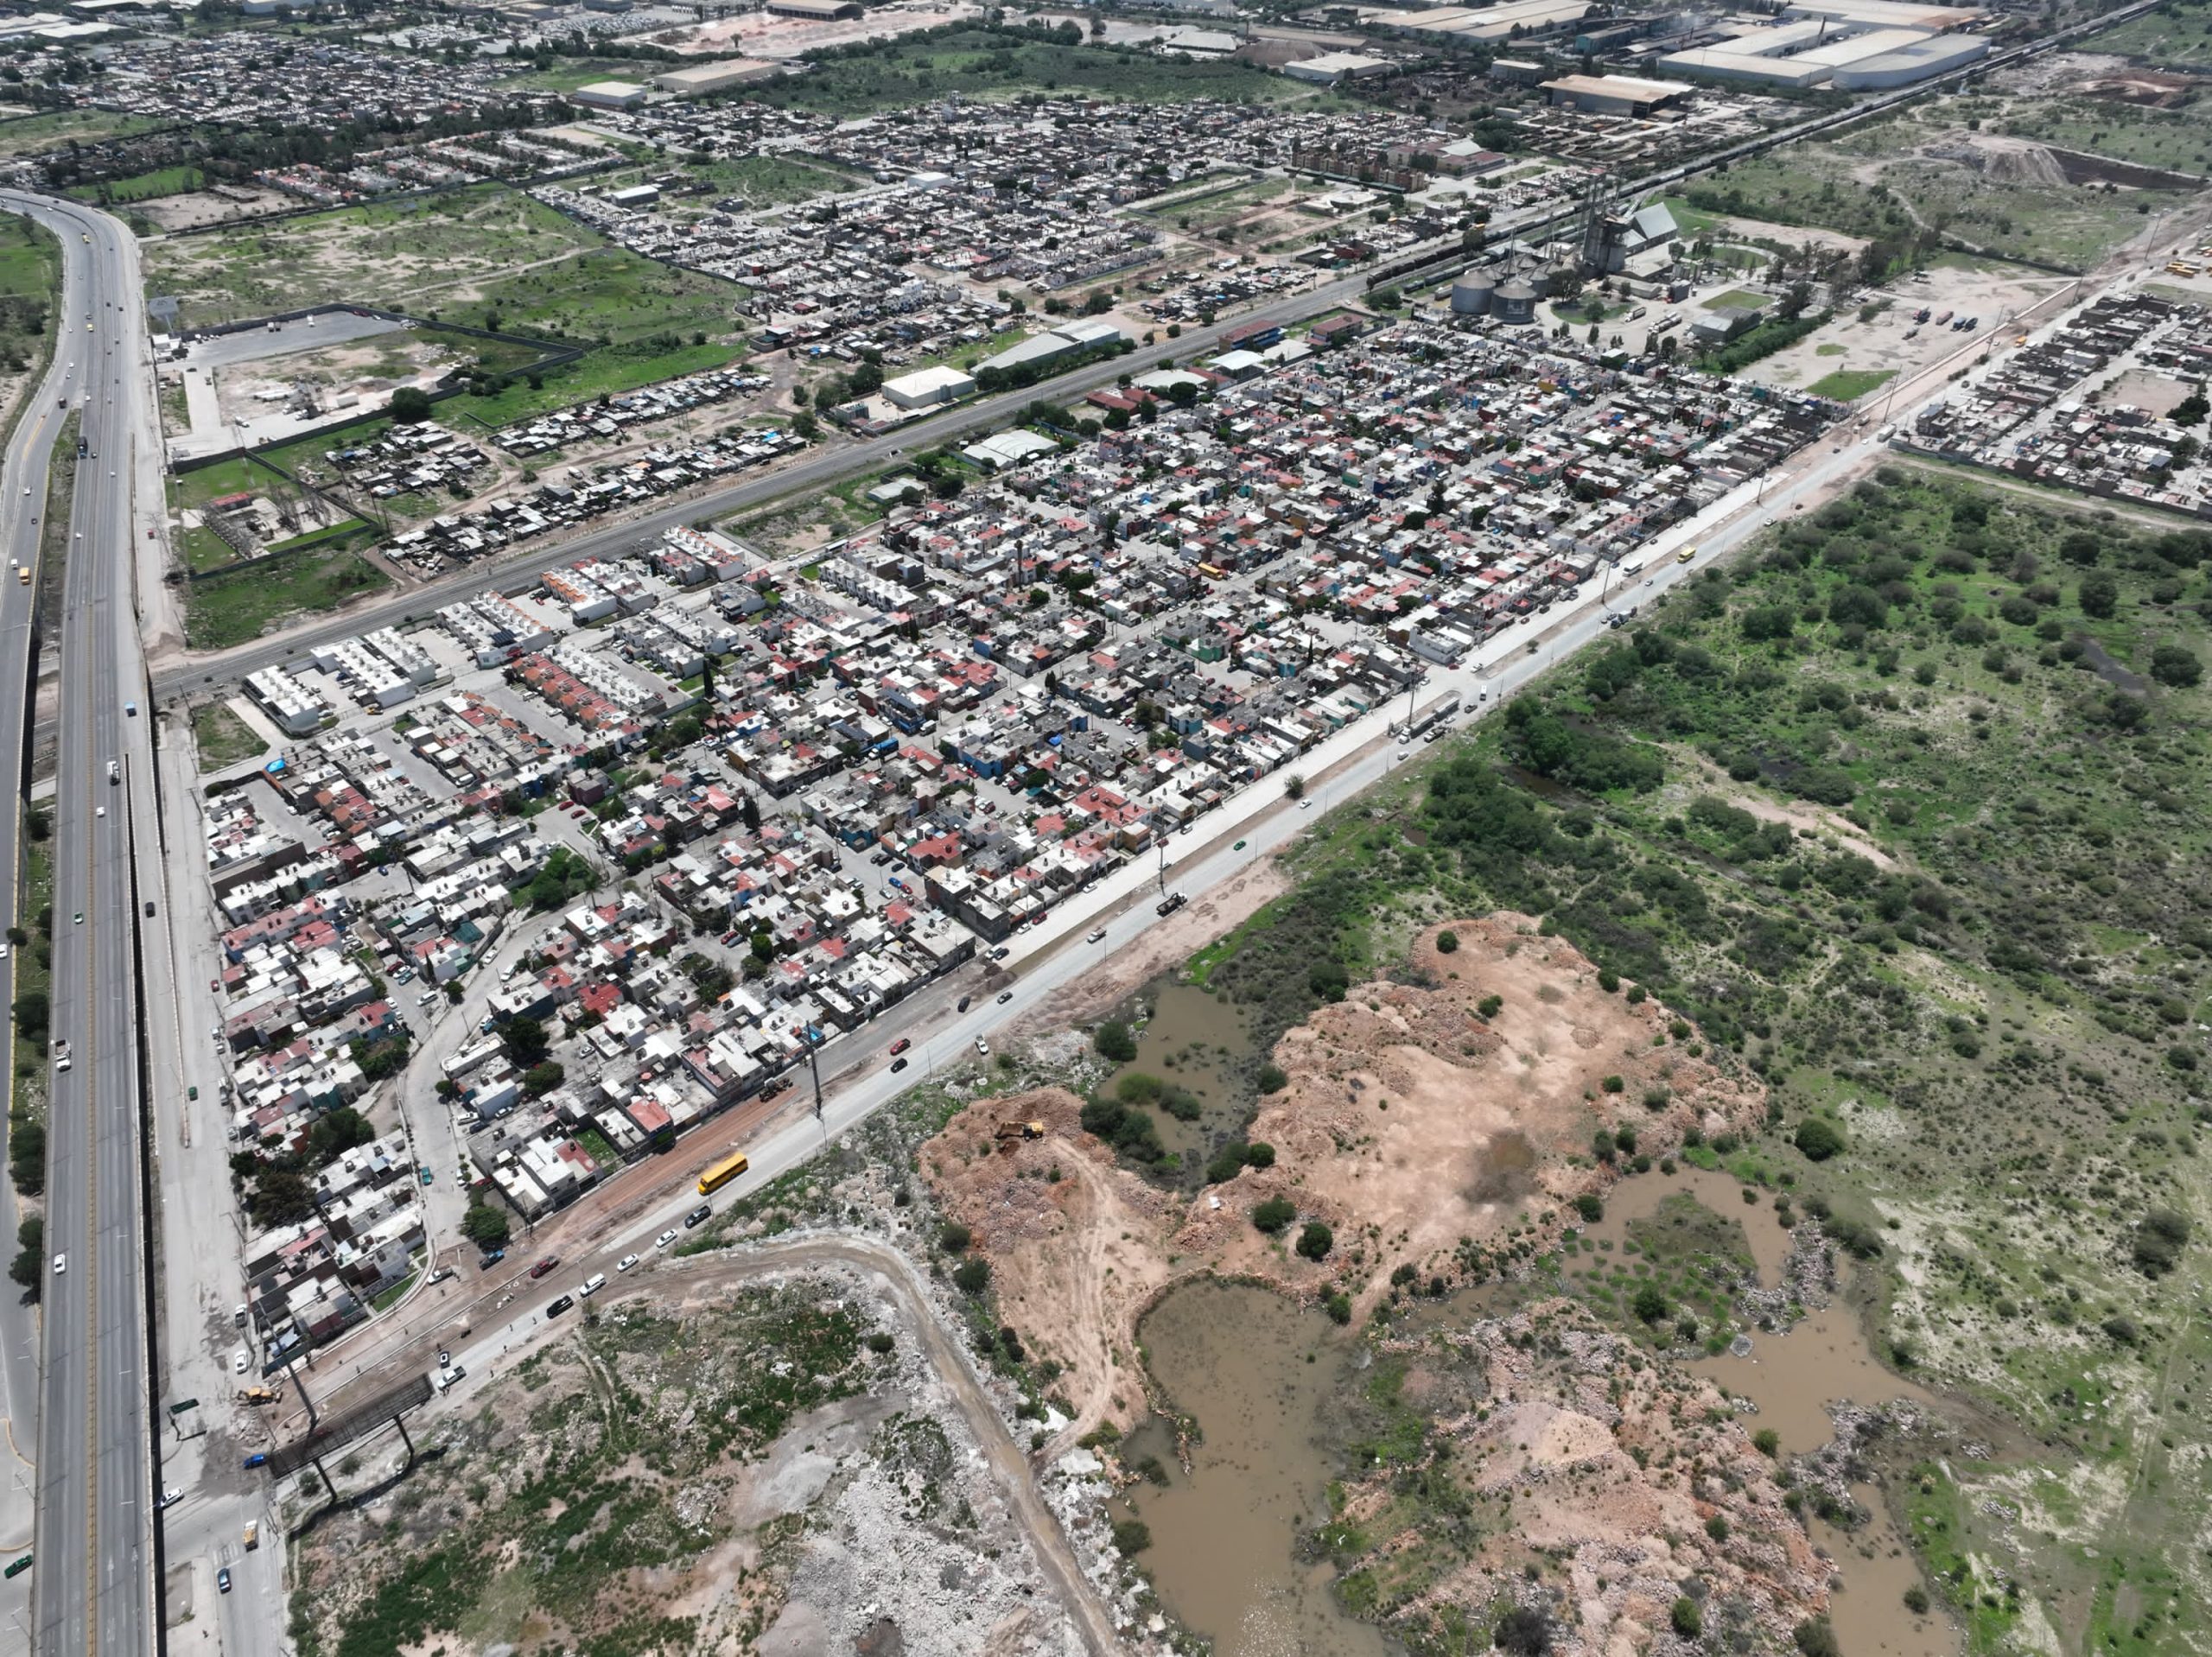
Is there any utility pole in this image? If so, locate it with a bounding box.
[804,1029,824,1122]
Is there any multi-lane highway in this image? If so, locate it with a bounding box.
[0,189,156,1657]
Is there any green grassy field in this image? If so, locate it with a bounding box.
[0,214,58,386]
[0,110,165,163]
[1680,107,2188,270]
[1805,366,1897,401]
[1193,465,2212,1653]
[1998,98,2212,177]
[747,24,1327,114]
[2088,3,2212,67]
[184,543,391,651]
[65,164,203,205]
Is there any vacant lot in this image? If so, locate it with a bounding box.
[1682,106,2193,270]
[2088,4,2212,68]
[143,185,747,426]
[1186,466,2212,1654]
[747,23,1332,114]
[183,542,390,651]
[0,109,164,163]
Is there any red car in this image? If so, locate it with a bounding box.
[528,1257,559,1279]
[888,1038,911,1056]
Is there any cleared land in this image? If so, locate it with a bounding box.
[0,110,164,163]
[1680,105,2194,271]
[745,26,1333,113]
[182,541,390,651]
[1157,465,2212,1654]
[143,185,747,431]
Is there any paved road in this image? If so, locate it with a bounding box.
[0,193,92,1629]
[0,188,156,1657]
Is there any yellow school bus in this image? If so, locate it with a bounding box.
[698,1152,749,1196]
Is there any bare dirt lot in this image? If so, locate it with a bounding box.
[1739,260,2073,398]
[925,915,1768,1443]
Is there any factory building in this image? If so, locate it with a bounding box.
[881,365,977,410]
[766,0,861,16]
[652,59,780,97]
[1382,0,1591,41]
[569,79,647,111]
[1657,10,1986,89]
[1540,73,1694,117]
[1283,51,1398,84]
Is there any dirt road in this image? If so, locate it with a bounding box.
[613,1236,1128,1656]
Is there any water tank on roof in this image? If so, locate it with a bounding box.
[1493,279,1538,326]
[1450,269,1497,316]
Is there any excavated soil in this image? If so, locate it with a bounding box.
[923,914,1768,1441]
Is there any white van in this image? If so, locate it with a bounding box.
[578,1273,607,1298]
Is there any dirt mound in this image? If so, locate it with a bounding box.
[924,916,1767,1442]
[1338,1298,1830,1654]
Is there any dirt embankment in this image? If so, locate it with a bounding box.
[1339,1298,1832,1655]
[923,914,1768,1443]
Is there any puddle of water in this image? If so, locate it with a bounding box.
[1122,1281,1395,1657]
[1115,981,1261,1168]
[1583,1164,1955,1657]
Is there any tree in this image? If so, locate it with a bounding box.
[1253,1196,1295,1234]
[1296,1220,1334,1261]
[522,1060,565,1096]
[1494,1607,1553,1655]
[1110,1518,1152,1554]
[503,1017,550,1066]
[10,1214,41,1297]
[461,1203,511,1249]
[1256,1063,1288,1094]
[1284,772,1306,800]
[1794,1118,1845,1162]
[938,1222,972,1254]
[306,1105,375,1166]
[10,987,46,1044]
[2133,1206,2191,1276]
[2079,571,2118,619]
[2151,644,2202,688]
[1632,1284,1670,1324]
[1794,1619,1841,1657]
[952,1257,990,1294]
[1436,930,1459,955]
[387,385,434,424]
[1093,1020,1137,1063]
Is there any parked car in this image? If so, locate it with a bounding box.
[544,1294,574,1317]
[889,1057,908,1073]
[616,1254,640,1273]
[241,1454,268,1470]
[975,1037,991,1057]
[996,989,1014,1005]
[888,1038,911,1056]
[528,1257,559,1279]
[479,1248,505,1268]
[217,1568,232,1594]
[654,1228,679,1250]
[957,995,971,1013]
[684,1204,712,1228]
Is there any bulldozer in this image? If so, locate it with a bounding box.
[994,1119,1044,1145]
[237,1385,282,1406]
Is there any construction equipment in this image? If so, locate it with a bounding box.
[236,1385,281,1406]
[995,1120,1045,1144]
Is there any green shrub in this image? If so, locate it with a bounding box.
[1574,1193,1604,1222]
[1794,1118,1845,1161]
[1437,929,1459,954]
[1093,1020,1137,1063]
[1671,1598,1702,1639]
[952,1258,991,1294]
[1296,1221,1335,1260]
[938,1222,973,1254]
[1256,1063,1288,1094]
[1253,1196,1296,1234]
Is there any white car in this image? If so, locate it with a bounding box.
[616,1253,639,1273]
[1085,928,1106,944]
[232,1349,250,1374]
[654,1228,679,1250]
[975,1037,990,1057]
[51,1254,65,1276]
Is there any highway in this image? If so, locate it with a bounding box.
[0,194,90,1639]
[0,189,157,1657]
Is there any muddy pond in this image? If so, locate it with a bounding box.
[1125,1163,1958,1657]
[1580,1165,1955,1657]
[1111,981,1264,1170]
[1117,1280,1395,1657]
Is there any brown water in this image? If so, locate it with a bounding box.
[1115,981,1262,1168]
[1120,1281,1395,1657]
[1582,1164,1956,1657]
